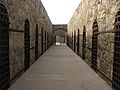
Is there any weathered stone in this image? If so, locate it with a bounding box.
[53,25,67,44]
[68,0,119,81]
[0,0,53,80]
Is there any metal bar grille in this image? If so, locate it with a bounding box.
[113,11,120,90]
[82,26,86,60]
[0,4,10,90]
[47,32,49,49]
[72,32,73,50]
[67,35,69,46]
[45,30,47,51]
[35,25,38,60]
[74,31,76,52]
[77,29,80,55]
[41,28,44,55]
[91,20,98,71]
[24,19,30,70]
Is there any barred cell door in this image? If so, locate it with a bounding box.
[77,29,80,55]
[67,34,69,47]
[91,20,98,71]
[24,19,30,70]
[72,32,73,50]
[74,31,76,52]
[0,4,10,89]
[41,28,44,55]
[112,11,120,90]
[45,30,47,51]
[82,26,86,60]
[35,24,38,60]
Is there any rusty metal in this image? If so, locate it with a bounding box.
[91,20,98,71]
[112,11,120,90]
[0,4,10,90]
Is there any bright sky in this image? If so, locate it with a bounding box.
[41,0,81,24]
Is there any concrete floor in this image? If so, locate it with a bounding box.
[9,44,112,90]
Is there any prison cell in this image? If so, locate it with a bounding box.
[67,34,70,48]
[82,26,86,60]
[0,4,10,90]
[112,10,120,90]
[41,28,44,54]
[74,31,76,52]
[72,32,73,50]
[24,19,30,70]
[91,20,98,71]
[77,29,80,55]
[45,30,47,51]
[35,24,38,60]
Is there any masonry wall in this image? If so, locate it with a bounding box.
[53,25,67,44]
[0,0,53,80]
[68,0,120,83]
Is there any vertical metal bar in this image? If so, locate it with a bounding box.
[82,26,86,60]
[0,4,10,90]
[35,25,38,60]
[67,34,69,46]
[91,20,98,71]
[72,32,73,50]
[41,28,44,55]
[45,30,47,51]
[74,31,76,52]
[112,11,120,90]
[24,19,30,71]
[77,29,80,55]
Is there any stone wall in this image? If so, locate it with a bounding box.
[0,0,53,80]
[53,25,67,44]
[68,0,120,82]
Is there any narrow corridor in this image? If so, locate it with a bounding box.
[9,44,112,90]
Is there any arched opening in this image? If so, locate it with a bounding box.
[24,19,30,70]
[112,11,120,90]
[82,26,86,60]
[0,4,10,89]
[35,24,38,60]
[91,20,99,71]
[53,29,67,45]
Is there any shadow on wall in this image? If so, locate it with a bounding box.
[53,24,67,44]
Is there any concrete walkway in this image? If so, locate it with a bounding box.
[9,44,112,90]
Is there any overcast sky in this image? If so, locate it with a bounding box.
[41,0,81,24]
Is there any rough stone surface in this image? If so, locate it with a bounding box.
[67,0,120,81]
[0,0,53,80]
[53,25,67,44]
[9,44,112,90]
